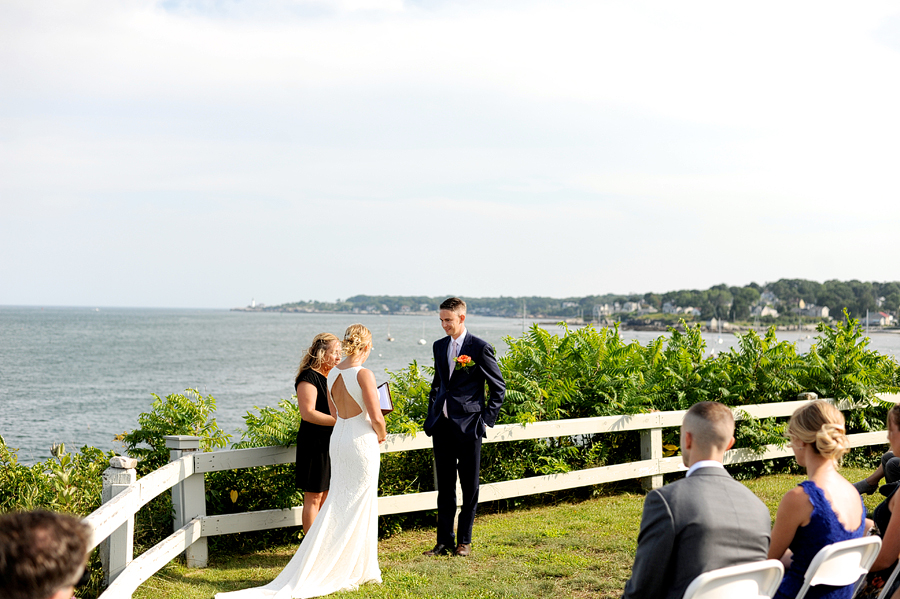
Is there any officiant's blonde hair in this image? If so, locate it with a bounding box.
[342,324,372,357]
[295,332,340,381]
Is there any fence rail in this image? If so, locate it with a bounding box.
[84,393,900,598]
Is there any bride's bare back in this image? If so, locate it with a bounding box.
[330,370,363,419]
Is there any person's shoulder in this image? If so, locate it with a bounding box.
[666,469,735,496]
[781,483,813,509]
[297,368,322,384]
[355,367,375,383]
[466,333,491,350]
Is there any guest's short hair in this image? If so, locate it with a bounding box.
[788,400,850,463]
[341,324,372,358]
[439,297,467,315]
[0,510,90,599]
[683,401,735,450]
[889,403,900,431]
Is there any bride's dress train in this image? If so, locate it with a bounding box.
[216,366,382,599]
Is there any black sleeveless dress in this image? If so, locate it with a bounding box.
[295,369,333,493]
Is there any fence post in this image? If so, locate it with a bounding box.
[164,435,207,568]
[640,423,663,492]
[100,456,137,586]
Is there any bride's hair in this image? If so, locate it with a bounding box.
[295,332,340,385]
[787,400,850,464]
[342,324,372,358]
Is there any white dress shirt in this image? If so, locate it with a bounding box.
[448,328,468,375]
[685,460,725,477]
[443,328,467,417]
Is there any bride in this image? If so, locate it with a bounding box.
[216,324,387,599]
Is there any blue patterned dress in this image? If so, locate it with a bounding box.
[775,481,866,599]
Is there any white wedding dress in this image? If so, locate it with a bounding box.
[216,366,382,599]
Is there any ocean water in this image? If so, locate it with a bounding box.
[1,306,898,464]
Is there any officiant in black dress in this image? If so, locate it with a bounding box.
[295,332,342,533]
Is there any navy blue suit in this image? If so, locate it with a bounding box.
[424,331,505,546]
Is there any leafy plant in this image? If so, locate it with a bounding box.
[122,389,230,475]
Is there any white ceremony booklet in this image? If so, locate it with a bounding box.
[377,382,394,415]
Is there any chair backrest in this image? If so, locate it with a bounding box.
[682,559,785,599]
[794,536,882,599]
[877,559,900,599]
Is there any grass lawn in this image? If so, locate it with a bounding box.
[132,467,883,599]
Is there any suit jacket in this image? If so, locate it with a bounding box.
[424,332,505,439]
[622,467,771,599]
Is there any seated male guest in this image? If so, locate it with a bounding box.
[622,401,772,599]
[0,510,91,599]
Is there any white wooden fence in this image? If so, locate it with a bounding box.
[83,393,900,598]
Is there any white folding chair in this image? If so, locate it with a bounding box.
[875,559,900,599]
[795,536,882,599]
[682,559,785,599]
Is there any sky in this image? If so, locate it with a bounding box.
[2,0,900,309]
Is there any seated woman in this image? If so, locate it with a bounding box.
[769,400,866,599]
[859,403,900,599]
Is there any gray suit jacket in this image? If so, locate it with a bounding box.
[622,467,771,599]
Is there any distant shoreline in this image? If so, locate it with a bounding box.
[230,308,900,335]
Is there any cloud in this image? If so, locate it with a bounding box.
[2,0,900,307]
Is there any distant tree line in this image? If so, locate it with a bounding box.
[265,279,900,321]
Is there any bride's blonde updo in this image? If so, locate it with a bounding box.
[342,324,372,358]
[788,400,851,464]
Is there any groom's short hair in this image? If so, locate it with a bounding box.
[440,297,467,314]
[683,401,734,452]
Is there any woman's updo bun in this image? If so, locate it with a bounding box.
[788,400,850,464]
[342,324,372,358]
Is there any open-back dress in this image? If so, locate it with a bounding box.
[216,365,382,599]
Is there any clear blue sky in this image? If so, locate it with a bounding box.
[2,1,899,308]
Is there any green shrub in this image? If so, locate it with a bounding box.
[8,312,897,576]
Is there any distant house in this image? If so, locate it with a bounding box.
[804,305,829,318]
[595,304,614,316]
[636,303,655,315]
[622,301,641,313]
[791,304,829,318]
[662,302,700,317]
[862,312,895,326]
[562,302,579,308]
[761,290,778,304]
[751,305,779,318]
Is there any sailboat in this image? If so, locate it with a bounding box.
[386,317,394,342]
[418,322,426,345]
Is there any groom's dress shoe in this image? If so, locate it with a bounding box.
[423,543,451,556]
[454,543,471,557]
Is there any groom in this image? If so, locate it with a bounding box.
[423,297,505,557]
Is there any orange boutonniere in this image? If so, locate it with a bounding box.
[454,355,475,371]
